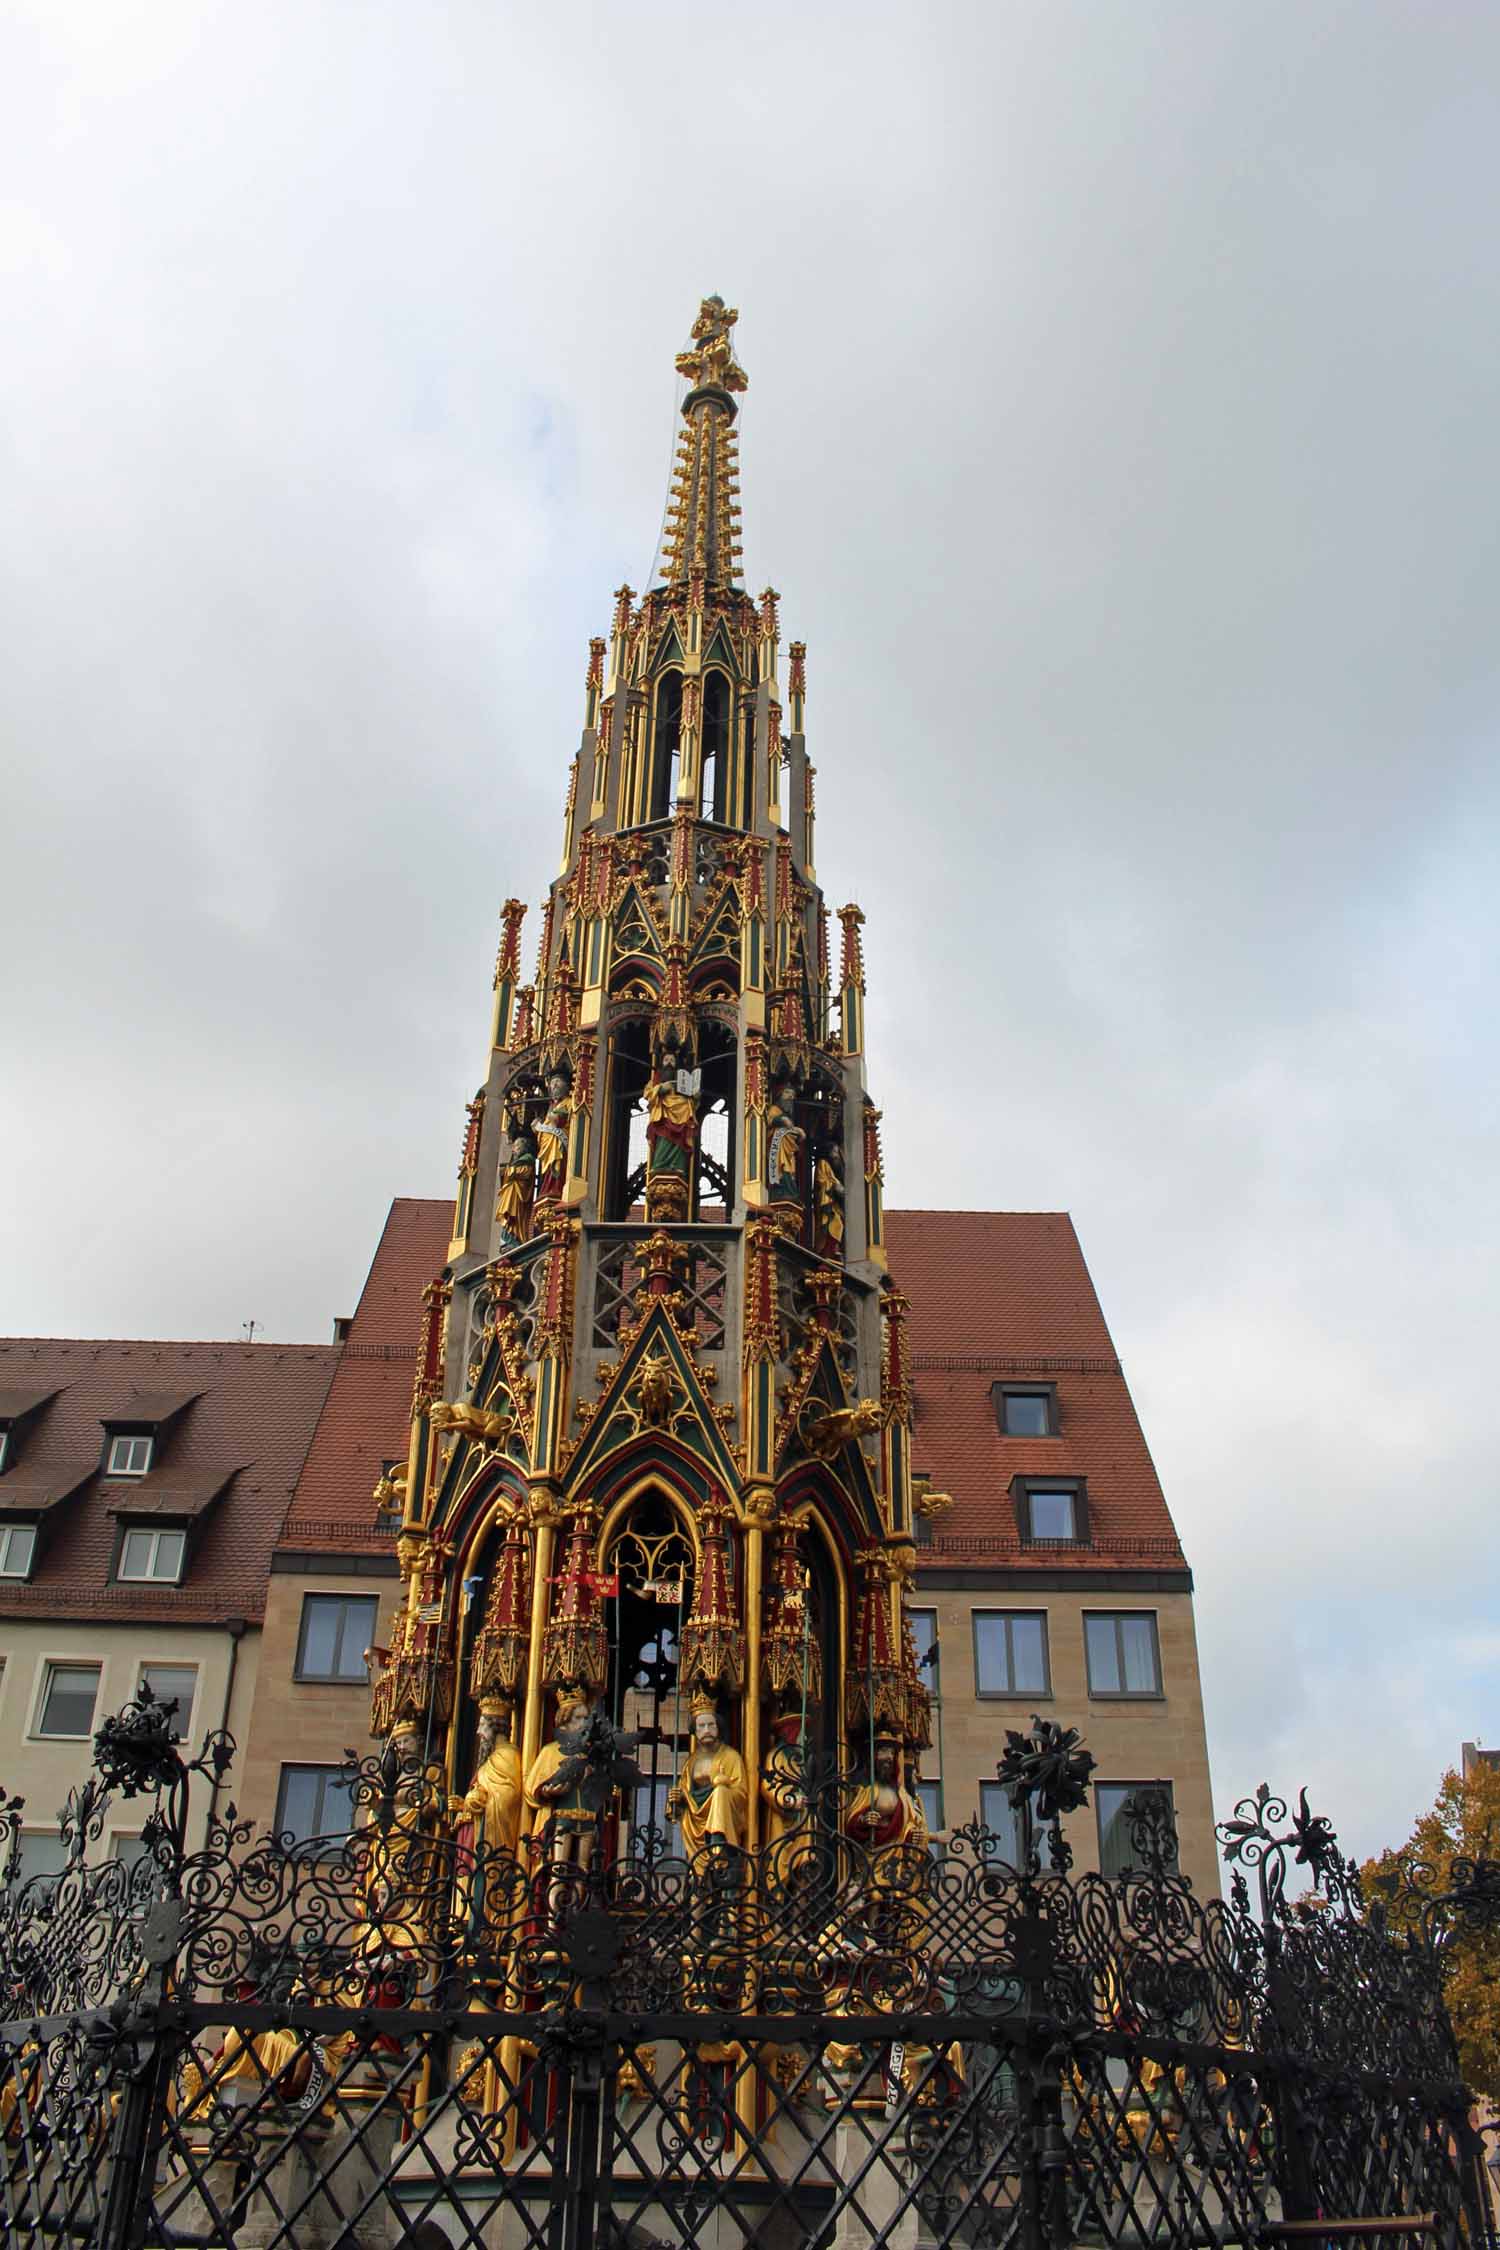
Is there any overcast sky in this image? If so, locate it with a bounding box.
[4,0,1498,1863]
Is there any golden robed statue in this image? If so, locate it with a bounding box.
[455,1706,523,1861]
[670,1695,749,1859]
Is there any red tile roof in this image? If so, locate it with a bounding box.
[0,1338,340,1624]
[276,1201,1185,1577]
[885,1210,1185,1572]
[277,1199,453,1555]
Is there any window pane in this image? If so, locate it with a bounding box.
[109,1434,152,1475]
[120,1529,153,1578]
[978,1783,1023,1864]
[1010,1615,1048,1693]
[314,1769,358,1837]
[917,1779,943,1832]
[1003,1393,1050,1436]
[141,1665,196,1725]
[1120,1616,1160,1694]
[155,1530,185,1581]
[299,1596,341,1677]
[277,1764,357,1854]
[13,1832,68,1892]
[909,1610,938,1676]
[1085,1616,1121,1693]
[39,1664,100,1737]
[1097,1783,1175,1877]
[0,1525,34,1576]
[332,1597,377,1678]
[974,1614,1012,1693]
[1028,1489,1075,1539]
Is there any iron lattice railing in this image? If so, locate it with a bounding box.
[0,1697,1493,2250]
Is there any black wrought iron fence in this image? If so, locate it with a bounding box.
[0,1697,1493,2250]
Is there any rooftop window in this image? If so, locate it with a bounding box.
[106,1433,153,1479]
[118,1527,185,1583]
[994,1384,1057,1438]
[1013,1477,1089,1544]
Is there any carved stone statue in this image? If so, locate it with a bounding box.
[455,1705,523,1863]
[494,1121,536,1247]
[670,1695,749,1860]
[814,1145,845,1260]
[533,1072,572,1213]
[761,1709,817,1876]
[766,1085,804,1218]
[844,1735,927,1943]
[523,1685,597,1918]
[643,1058,697,1223]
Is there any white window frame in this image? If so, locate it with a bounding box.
[0,1428,10,1472]
[138,1661,198,1731]
[106,1433,154,1478]
[118,1527,185,1584]
[0,1523,36,1579]
[33,1660,103,1741]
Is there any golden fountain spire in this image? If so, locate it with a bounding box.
[661,295,747,591]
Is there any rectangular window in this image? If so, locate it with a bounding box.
[917,1778,943,1834]
[978,1782,1025,1865]
[295,1593,379,1683]
[996,1386,1055,1437]
[11,1830,68,1895]
[1096,1782,1177,1877]
[118,1527,185,1583]
[0,1429,9,1472]
[106,1434,153,1477]
[139,1663,198,1730]
[973,1611,1049,1697]
[0,1524,36,1579]
[1027,1488,1076,1539]
[274,1764,358,1857]
[1085,1613,1163,1698]
[36,1662,101,1739]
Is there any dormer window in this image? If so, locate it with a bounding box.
[118,1526,185,1583]
[993,1383,1057,1438]
[107,1434,153,1478]
[1013,1476,1090,1544]
[0,1430,9,1474]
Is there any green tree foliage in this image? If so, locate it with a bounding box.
[1362,1759,1500,2101]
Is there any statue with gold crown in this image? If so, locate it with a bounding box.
[671,1693,749,1860]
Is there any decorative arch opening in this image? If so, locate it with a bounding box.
[648,670,682,823]
[600,1485,700,1853]
[699,669,731,823]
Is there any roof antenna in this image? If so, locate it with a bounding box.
[241,1320,259,1344]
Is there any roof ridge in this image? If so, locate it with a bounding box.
[0,1337,344,1353]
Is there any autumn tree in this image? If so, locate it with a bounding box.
[1362,1758,1500,2101]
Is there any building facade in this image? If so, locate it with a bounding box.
[236,299,1215,1894]
[0,1335,338,1872]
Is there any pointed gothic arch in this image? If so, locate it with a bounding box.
[647,669,682,822]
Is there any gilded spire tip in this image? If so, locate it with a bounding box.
[674,295,748,396]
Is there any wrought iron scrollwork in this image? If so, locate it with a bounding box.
[0,1700,1492,2250]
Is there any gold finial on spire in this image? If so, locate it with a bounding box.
[674,296,748,394]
